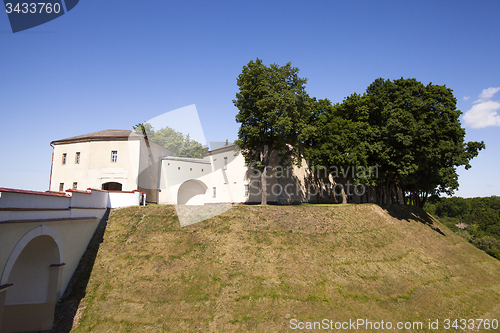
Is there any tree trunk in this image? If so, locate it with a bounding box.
[261,166,267,205]
[260,146,270,205]
[378,185,383,205]
[386,181,392,206]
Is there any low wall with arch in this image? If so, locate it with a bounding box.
[177,179,208,205]
[0,188,108,332]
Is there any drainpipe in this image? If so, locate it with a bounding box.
[208,152,215,204]
[48,142,55,191]
[157,158,163,204]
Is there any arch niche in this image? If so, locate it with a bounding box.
[0,225,64,332]
[177,180,208,205]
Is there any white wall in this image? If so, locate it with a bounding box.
[156,145,312,205]
[69,189,108,208]
[107,191,143,208]
[158,146,253,205]
[50,139,142,192]
[0,191,70,209]
[158,157,211,205]
[0,188,108,298]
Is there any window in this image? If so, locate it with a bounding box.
[111,150,118,162]
[245,184,249,197]
[223,157,228,170]
[75,152,80,164]
[62,153,67,165]
[212,187,216,198]
[73,182,78,190]
[59,183,64,192]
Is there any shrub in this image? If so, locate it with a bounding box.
[472,236,500,256]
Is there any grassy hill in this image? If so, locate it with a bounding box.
[69,204,500,332]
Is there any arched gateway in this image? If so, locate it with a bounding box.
[177,179,208,205]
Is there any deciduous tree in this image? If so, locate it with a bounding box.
[133,122,208,158]
[233,58,310,204]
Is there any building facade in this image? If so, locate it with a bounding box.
[49,129,356,206]
[49,130,170,203]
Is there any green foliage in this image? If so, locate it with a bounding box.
[427,196,500,260]
[301,77,485,207]
[233,59,485,207]
[133,122,208,159]
[473,236,500,260]
[435,197,469,218]
[365,78,485,206]
[234,58,310,167]
[233,58,311,203]
[302,95,375,186]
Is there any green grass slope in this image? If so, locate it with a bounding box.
[71,204,500,332]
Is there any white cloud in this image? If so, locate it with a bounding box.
[463,87,500,129]
[463,100,500,129]
[473,87,500,103]
[463,96,470,101]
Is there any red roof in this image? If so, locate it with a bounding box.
[65,189,92,194]
[0,188,70,197]
[51,129,143,145]
[87,188,108,192]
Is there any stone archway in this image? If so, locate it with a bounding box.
[0,226,64,332]
[177,180,208,205]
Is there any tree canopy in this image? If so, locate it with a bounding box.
[302,78,485,207]
[234,59,485,207]
[425,196,500,260]
[133,122,208,159]
[233,58,311,204]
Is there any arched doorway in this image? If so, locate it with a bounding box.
[177,180,208,205]
[102,182,122,191]
[1,227,64,332]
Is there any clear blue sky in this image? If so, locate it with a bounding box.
[1,0,499,198]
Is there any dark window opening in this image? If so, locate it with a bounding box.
[102,182,122,191]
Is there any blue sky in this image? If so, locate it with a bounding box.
[1,0,499,198]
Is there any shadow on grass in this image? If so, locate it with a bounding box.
[50,208,111,333]
[385,204,446,236]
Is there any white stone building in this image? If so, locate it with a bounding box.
[49,130,170,203]
[49,130,312,206]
